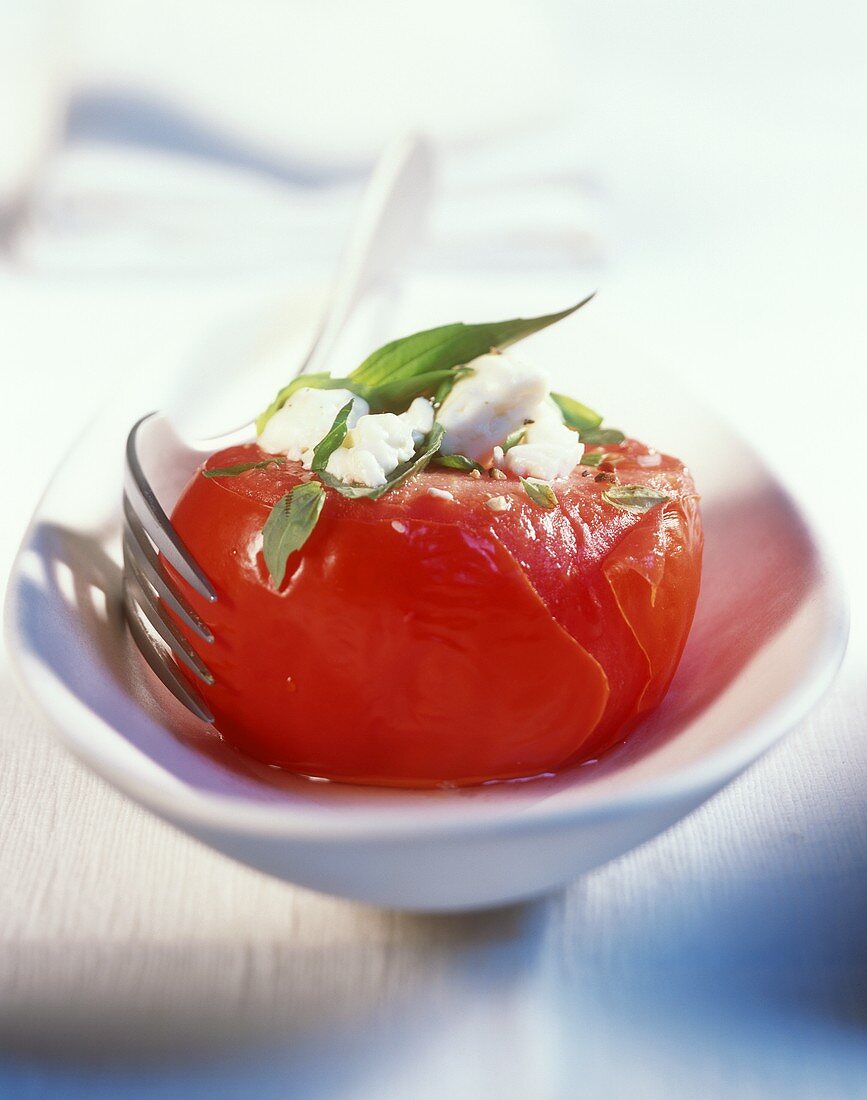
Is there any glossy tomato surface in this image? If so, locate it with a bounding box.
[166,441,702,787]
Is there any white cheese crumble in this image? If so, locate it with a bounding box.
[325,412,416,488]
[401,396,435,443]
[503,397,584,481]
[325,398,434,490]
[258,386,368,468]
[485,495,511,512]
[438,352,548,462]
[259,388,436,491]
[427,487,455,501]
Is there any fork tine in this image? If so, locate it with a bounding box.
[125,414,217,603]
[123,559,214,685]
[123,586,215,723]
[123,495,213,642]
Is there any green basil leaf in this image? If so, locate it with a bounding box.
[262,481,325,585]
[349,295,595,391]
[311,401,354,472]
[519,476,558,510]
[255,374,369,436]
[579,451,624,468]
[550,392,603,431]
[580,427,625,446]
[203,457,286,478]
[432,453,483,473]
[318,423,446,501]
[602,484,671,514]
[368,369,456,412]
[502,427,526,453]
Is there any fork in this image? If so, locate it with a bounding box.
[122,134,434,721]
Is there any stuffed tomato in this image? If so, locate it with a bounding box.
[165,299,703,787]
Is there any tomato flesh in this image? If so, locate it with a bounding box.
[165,441,702,787]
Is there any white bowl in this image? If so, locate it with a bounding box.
[4,354,847,911]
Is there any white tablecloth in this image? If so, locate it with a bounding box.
[2,2,866,1096]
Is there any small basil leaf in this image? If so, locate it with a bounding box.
[580,427,625,446]
[433,453,484,473]
[349,295,595,390]
[318,423,446,501]
[203,458,286,478]
[311,401,354,472]
[551,392,603,431]
[602,485,671,514]
[316,473,377,500]
[262,481,325,586]
[579,451,625,469]
[502,427,526,453]
[255,374,369,436]
[519,476,558,510]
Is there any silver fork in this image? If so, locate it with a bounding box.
[122,134,434,721]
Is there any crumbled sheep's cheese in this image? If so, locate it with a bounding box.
[325,398,434,489]
[401,396,435,443]
[427,486,455,501]
[259,389,435,491]
[485,495,511,512]
[438,353,548,462]
[503,397,584,481]
[325,412,416,488]
[258,387,368,468]
[438,354,583,481]
[257,364,583,490]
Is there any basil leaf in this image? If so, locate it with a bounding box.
[256,298,597,431]
[318,423,446,501]
[602,484,671,514]
[311,401,354,472]
[262,481,325,586]
[502,427,526,453]
[519,476,558,510]
[580,427,625,446]
[255,374,369,436]
[203,457,286,478]
[368,369,456,412]
[551,392,603,431]
[580,451,625,469]
[349,295,595,391]
[433,453,483,473]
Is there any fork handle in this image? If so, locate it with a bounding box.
[298,133,435,379]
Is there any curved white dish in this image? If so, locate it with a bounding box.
[4,344,848,911]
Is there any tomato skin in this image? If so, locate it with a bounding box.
[166,441,702,787]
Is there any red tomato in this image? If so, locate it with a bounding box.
[166,441,702,787]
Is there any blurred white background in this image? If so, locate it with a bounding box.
[1,2,866,1097]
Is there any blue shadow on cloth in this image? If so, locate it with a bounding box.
[66,89,362,188]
